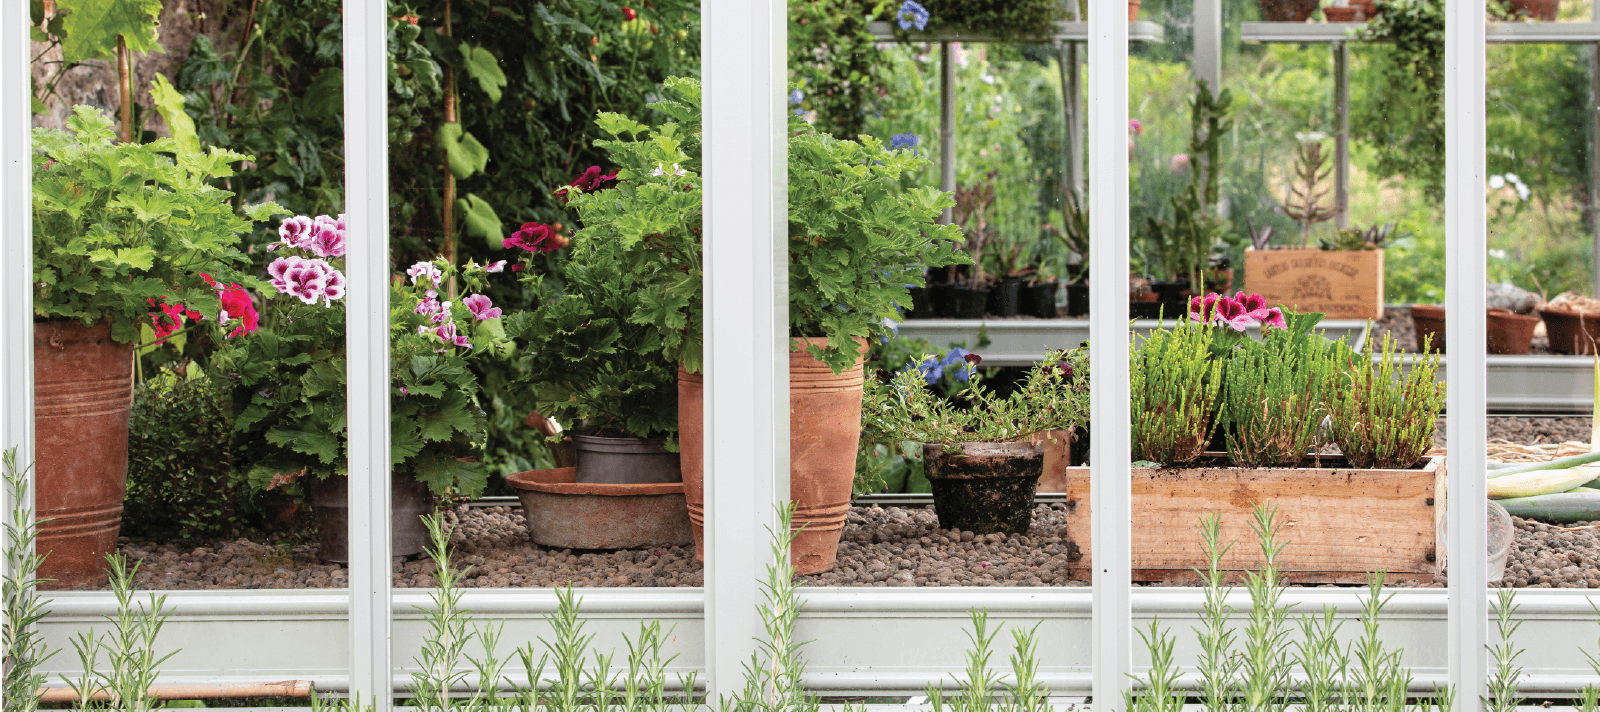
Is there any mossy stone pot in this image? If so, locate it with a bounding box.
[924,441,1045,536]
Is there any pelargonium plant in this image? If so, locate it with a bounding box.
[211,214,515,498]
[862,347,1089,448]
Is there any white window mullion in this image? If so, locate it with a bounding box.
[1087,5,1131,712]
[2,0,35,512]
[1444,0,1488,709]
[702,0,789,697]
[343,0,393,708]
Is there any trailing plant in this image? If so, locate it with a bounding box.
[788,0,892,141]
[31,102,285,343]
[862,348,1090,447]
[1282,136,1336,247]
[927,610,1048,712]
[1131,321,1222,465]
[1327,332,1445,469]
[1356,0,1445,201]
[1320,223,1398,252]
[3,450,54,712]
[1217,316,1343,468]
[567,76,967,375]
[64,552,177,712]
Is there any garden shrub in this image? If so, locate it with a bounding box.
[123,372,270,544]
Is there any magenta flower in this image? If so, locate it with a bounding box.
[1188,292,1225,324]
[1262,307,1287,330]
[306,221,346,258]
[407,261,443,286]
[504,223,568,253]
[462,294,501,320]
[434,321,471,348]
[278,216,315,248]
[268,255,346,306]
[414,297,442,319]
[1233,292,1273,321]
[1129,119,1143,137]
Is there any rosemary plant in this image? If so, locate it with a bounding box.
[862,348,1089,447]
[1583,601,1600,712]
[1220,328,1339,468]
[3,449,55,712]
[408,511,510,711]
[927,610,1050,712]
[1192,514,1238,712]
[1345,574,1411,712]
[729,502,819,712]
[1132,320,1222,465]
[1485,588,1525,712]
[65,552,177,712]
[1329,332,1445,469]
[1236,505,1293,712]
[1125,618,1183,712]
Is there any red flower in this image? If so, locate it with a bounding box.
[217,283,260,338]
[964,353,982,365]
[557,166,619,203]
[623,7,637,20]
[504,222,569,253]
[149,299,187,339]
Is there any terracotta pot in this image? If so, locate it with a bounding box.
[35,320,134,589]
[1485,308,1539,355]
[1539,307,1600,355]
[1258,0,1320,21]
[1409,304,1447,353]
[924,441,1045,535]
[1350,0,1379,18]
[306,472,433,563]
[1505,0,1557,20]
[572,434,682,484]
[1323,5,1364,22]
[508,468,692,549]
[1128,0,1141,22]
[677,338,867,575]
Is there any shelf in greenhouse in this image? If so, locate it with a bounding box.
[1241,20,1600,43]
[893,318,1371,367]
[1397,353,1598,413]
[865,20,1167,44]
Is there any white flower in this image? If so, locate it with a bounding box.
[651,162,687,177]
[1489,248,1509,259]
[1516,183,1531,201]
[980,73,997,85]
[1489,175,1506,190]
[1505,172,1520,184]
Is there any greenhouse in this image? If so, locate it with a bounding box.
[4,0,1600,710]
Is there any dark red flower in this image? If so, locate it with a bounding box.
[1057,362,1075,379]
[623,7,637,20]
[964,353,982,365]
[559,166,620,203]
[511,264,525,273]
[504,222,569,253]
[217,284,259,338]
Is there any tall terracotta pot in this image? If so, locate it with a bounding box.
[35,320,134,589]
[677,337,867,575]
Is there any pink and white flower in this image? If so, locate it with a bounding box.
[267,255,346,306]
[407,261,443,286]
[484,260,507,273]
[306,220,346,258]
[433,321,471,348]
[278,216,315,248]
[462,294,501,321]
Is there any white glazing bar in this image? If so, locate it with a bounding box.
[1444,0,1488,708]
[342,0,392,709]
[1087,3,1131,711]
[702,0,788,697]
[2,0,34,498]
[940,42,956,225]
[1193,0,1222,91]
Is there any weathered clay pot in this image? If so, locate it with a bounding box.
[1539,307,1600,355]
[35,319,134,589]
[306,472,433,563]
[925,441,1045,535]
[1486,308,1539,355]
[1257,0,1320,21]
[1323,5,1363,22]
[1409,304,1447,353]
[572,434,682,485]
[677,338,867,575]
[1128,0,1141,21]
[508,468,692,549]
[1505,0,1557,20]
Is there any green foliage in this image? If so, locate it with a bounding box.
[1487,589,1526,712]
[927,609,1048,712]
[53,0,162,62]
[1328,332,1446,469]
[505,255,679,442]
[1131,321,1221,465]
[863,348,1089,446]
[788,0,891,140]
[903,0,1068,40]
[66,551,176,712]
[1355,0,1445,201]
[1318,223,1395,252]
[4,451,55,712]
[1145,82,1233,286]
[1219,321,1343,468]
[31,105,285,343]
[124,371,267,544]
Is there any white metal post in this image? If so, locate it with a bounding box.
[1444,0,1488,710]
[1088,4,1131,712]
[343,0,393,707]
[1193,0,1222,91]
[2,0,34,494]
[1334,41,1350,230]
[940,42,957,225]
[702,0,788,698]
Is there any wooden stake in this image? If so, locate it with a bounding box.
[116,35,133,143]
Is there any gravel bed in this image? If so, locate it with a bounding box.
[1500,517,1600,589]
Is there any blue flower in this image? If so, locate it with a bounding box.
[789,88,805,105]
[890,132,920,156]
[914,355,945,384]
[897,0,930,31]
[794,108,805,116]
[942,347,973,382]
[880,316,901,344]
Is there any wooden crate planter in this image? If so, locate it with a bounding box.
[1243,247,1384,321]
[1046,455,1445,585]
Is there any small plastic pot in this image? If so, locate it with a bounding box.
[948,286,990,319]
[987,278,1023,318]
[924,441,1044,535]
[1017,282,1059,319]
[1065,282,1090,317]
[573,434,683,484]
[907,286,937,319]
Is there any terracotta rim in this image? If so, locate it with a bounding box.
[1486,308,1539,324]
[507,467,686,496]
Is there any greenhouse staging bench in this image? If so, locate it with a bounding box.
[893,319,1370,367]
[30,588,1600,696]
[1403,354,1598,414]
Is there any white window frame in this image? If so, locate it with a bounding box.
[6,1,1588,711]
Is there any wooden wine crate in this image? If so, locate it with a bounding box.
[1050,455,1445,585]
[1243,247,1384,320]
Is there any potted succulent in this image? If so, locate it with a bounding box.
[211,217,512,563]
[948,182,998,319]
[500,217,682,485]
[563,76,968,574]
[1061,295,1449,584]
[863,348,1090,535]
[31,102,285,587]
